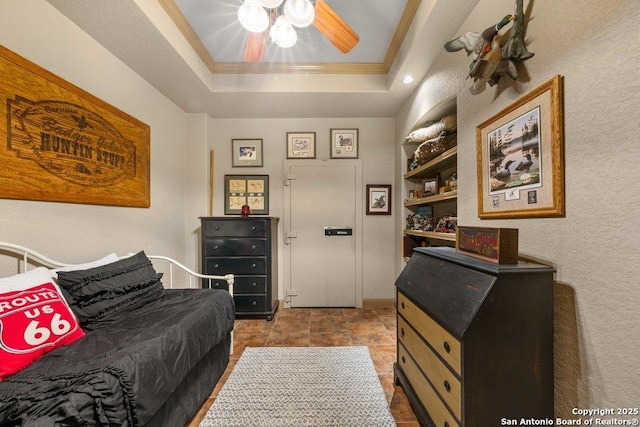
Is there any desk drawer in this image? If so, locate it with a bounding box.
[398,344,460,427]
[399,317,461,420]
[205,257,266,275]
[234,295,267,312]
[234,276,267,294]
[204,238,266,256]
[203,219,266,237]
[398,292,461,375]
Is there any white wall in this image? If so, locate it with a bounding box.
[0,1,189,267]
[395,0,640,417]
[189,117,397,301]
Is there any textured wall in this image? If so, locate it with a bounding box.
[396,0,640,417]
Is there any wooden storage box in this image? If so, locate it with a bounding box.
[455,226,518,264]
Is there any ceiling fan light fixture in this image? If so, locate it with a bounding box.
[257,0,283,7]
[270,15,298,48]
[238,0,270,33]
[283,0,315,28]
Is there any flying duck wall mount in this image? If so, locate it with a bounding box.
[444,0,534,94]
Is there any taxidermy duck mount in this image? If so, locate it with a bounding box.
[444,0,534,92]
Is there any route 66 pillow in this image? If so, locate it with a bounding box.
[0,267,85,381]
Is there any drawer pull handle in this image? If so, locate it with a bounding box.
[252,282,257,287]
[401,302,405,309]
[214,245,219,250]
[443,341,451,353]
[401,355,406,364]
[214,264,219,269]
[444,380,451,393]
[400,328,405,338]
[251,245,257,250]
[251,226,256,230]
[252,263,257,268]
[215,226,220,230]
[252,301,257,306]
[445,423,450,427]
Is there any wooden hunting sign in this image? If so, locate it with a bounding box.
[0,45,150,207]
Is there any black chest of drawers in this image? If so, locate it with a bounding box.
[200,217,279,320]
[395,247,554,427]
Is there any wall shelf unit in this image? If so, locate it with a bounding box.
[402,97,457,256]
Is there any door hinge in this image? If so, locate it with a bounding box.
[284,173,297,186]
[285,231,297,245]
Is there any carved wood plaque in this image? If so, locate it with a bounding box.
[0,46,150,207]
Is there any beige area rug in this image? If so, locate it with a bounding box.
[200,346,395,426]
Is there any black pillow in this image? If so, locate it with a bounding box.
[57,251,164,328]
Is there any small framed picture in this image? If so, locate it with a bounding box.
[224,175,269,215]
[423,175,439,197]
[232,139,263,167]
[330,128,358,159]
[366,184,391,215]
[286,132,316,159]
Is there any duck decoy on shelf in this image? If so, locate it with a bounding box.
[515,153,533,170]
[495,159,515,179]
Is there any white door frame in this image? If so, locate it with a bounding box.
[283,159,363,308]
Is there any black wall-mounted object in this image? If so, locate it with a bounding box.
[323,227,353,236]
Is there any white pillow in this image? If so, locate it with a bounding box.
[0,267,55,292]
[49,253,119,278]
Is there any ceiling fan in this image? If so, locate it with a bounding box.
[238,0,360,62]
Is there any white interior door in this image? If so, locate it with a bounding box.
[283,159,362,308]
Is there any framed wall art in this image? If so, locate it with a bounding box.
[286,132,316,159]
[423,176,439,197]
[330,128,358,159]
[366,184,391,215]
[476,75,565,219]
[232,139,263,167]
[224,175,269,215]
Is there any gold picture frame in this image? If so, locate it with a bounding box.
[224,175,269,215]
[476,75,565,219]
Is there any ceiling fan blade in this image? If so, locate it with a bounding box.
[313,0,359,54]
[244,30,268,63]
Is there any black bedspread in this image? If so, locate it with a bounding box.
[0,288,234,426]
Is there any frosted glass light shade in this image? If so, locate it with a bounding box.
[238,0,269,33]
[257,0,283,7]
[283,0,315,28]
[269,15,297,48]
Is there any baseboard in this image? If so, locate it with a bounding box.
[362,299,395,308]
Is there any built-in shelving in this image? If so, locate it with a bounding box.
[403,229,456,242]
[404,191,457,207]
[404,147,457,181]
[401,97,458,255]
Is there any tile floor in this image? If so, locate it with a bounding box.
[187,305,419,426]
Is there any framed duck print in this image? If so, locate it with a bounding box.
[476,75,565,218]
[330,128,358,159]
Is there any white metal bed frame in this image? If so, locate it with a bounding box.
[0,241,234,291]
[0,241,235,351]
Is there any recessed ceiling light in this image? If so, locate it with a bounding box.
[402,75,414,84]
